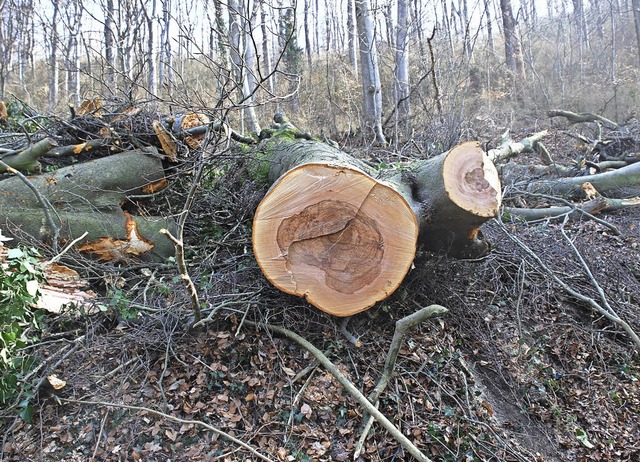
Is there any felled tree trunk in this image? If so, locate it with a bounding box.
[0,149,175,261]
[253,138,501,316]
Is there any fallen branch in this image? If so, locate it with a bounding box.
[487,130,548,164]
[503,191,640,235]
[60,399,273,462]
[523,161,640,196]
[354,304,448,458]
[0,137,57,173]
[548,109,620,130]
[244,320,434,462]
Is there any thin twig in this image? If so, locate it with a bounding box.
[61,398,273,462]
[496,219,640,349]
[92,410,109,459]
[46,231,88,265]
[160,228,201,323]
[243,320,434,462]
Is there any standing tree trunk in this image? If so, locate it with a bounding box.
[633,0,640,65]
[347,0,358,77]
[259,2,274,93]
[484,0,495,51]
[48,0,60,110]
[252,121,501,316]
[242,1,261,134]
[104,0,115,90]
[142,0,157,97]
[499,0,525,80]
[355,0,386,143]
[0,0,17,100]
[304,0,312,67]
[395,0,410,137]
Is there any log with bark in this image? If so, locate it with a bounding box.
[252,119,501,316]
[0,149,175,261]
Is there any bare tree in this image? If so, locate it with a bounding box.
[0,0,19,99]
[484,0,494,51]
[304,0,312,67]
[355,0,386,143]
[633,0,640,65]
[347,0,358,76]
[499,0,525,81]
[395,0,410,136]
[259,1,273,92]
[62,0,83,106]
[141,0,157,97]
[47,0,61,109]
[242,0,261,133]
[104,0,116,90]
[159,0,173,93]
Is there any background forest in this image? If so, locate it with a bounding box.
[1,0,640,461]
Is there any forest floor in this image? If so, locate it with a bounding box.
[1,114,639,461]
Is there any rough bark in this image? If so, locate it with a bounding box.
[0,150,175,261]
[252,132,501,316]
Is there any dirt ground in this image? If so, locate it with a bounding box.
[1,120,639,461]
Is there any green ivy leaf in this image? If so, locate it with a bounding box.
[576,428,595,448]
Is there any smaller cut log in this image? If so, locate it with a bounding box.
[412,141,502,256]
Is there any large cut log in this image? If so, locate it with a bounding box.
[0,149,175,261]
[252,135,501,316]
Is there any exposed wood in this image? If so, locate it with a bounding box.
[0,101,7,123]
[253,134,501,316]
[253,146,418,317]
[412,141,501,255]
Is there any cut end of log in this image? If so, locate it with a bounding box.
[253,163,418,317]
[443,141,501,217]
